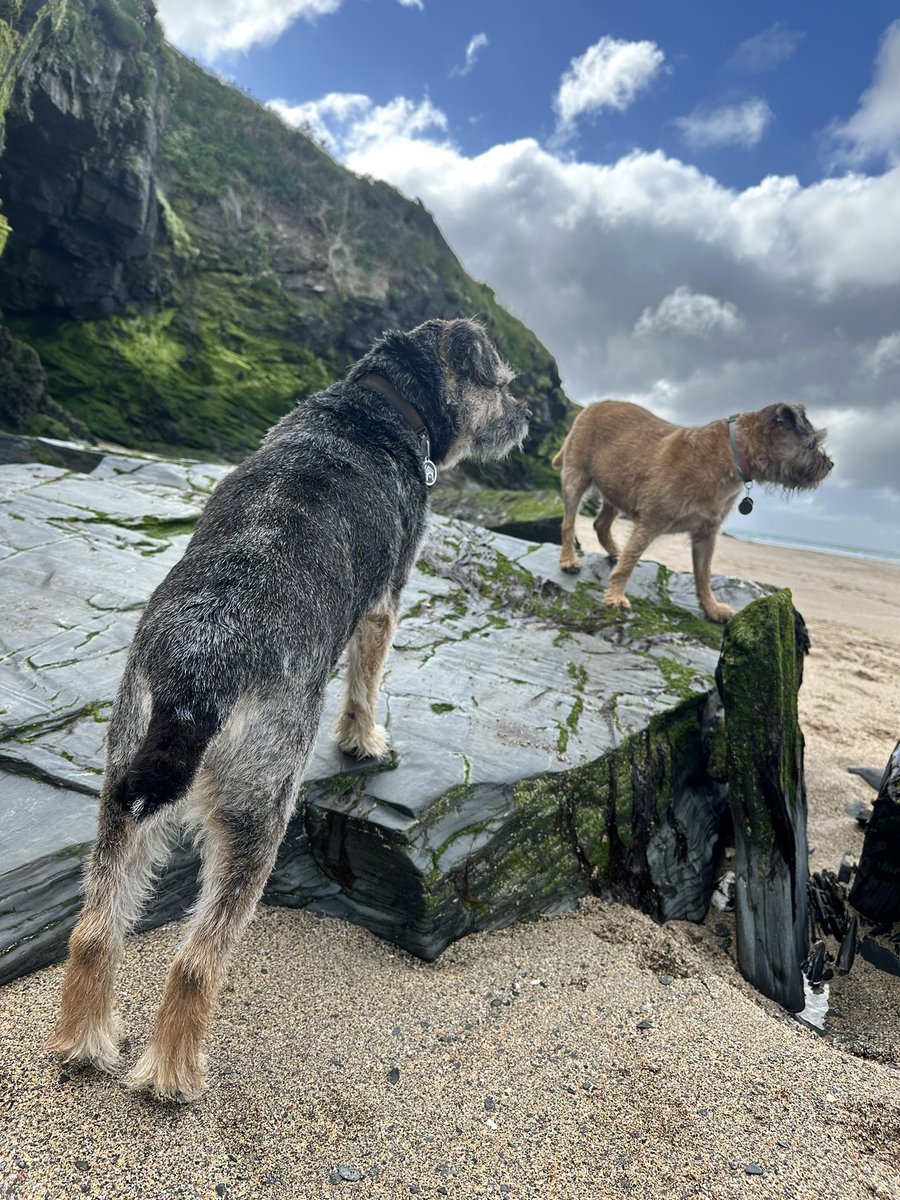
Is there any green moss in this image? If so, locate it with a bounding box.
[129,515,198,539]
[705,717,728,783]
[557,660,587,752]
[157,189,197,260]
[417,782,470,836]
[430,702,455,715]
[95,0,146,49]
[657,656,707,700]
[572,801,610,876]
[719,589,803,849]
[628,594,724,651]
[430,487,563,528]
[11,286,332,455]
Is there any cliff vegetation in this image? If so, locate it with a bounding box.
[0,0,572,479]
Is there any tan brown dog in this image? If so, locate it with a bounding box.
[554,400,832,622]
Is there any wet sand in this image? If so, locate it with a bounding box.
[2,525,898,1200]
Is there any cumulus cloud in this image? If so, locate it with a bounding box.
[269,93,372,151]
[396,0,424,9]
[867,331,900,376]
[271,92,447,155]
[155,0,341,60]
[635,288,743,338]
[726,23,804,74]
[452,33,489,78]
[554,36,665,131]
[289,86,900,525]
[831,19,900,165]
[675,99,773,149]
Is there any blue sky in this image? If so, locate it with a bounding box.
[155,1,900,556]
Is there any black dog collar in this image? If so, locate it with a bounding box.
[360,373,438,487]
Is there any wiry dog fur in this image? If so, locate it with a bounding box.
[554,400,832,622]
[49,318,529,1102]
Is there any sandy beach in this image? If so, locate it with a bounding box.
[2,523,898,1200]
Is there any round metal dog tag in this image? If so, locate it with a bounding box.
[738,495,754,515]
[423,458,438,488]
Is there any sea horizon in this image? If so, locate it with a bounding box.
[723,527,900,566]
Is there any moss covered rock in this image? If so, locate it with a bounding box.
[0,449,783,982]
[717,590,809,1012]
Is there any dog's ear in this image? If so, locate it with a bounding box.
[441,319,496,386]
[773,402,801,429]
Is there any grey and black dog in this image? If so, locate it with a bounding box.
[49,317,529,1101]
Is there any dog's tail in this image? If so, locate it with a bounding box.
[114,701,220,821]
[551,443,566,470]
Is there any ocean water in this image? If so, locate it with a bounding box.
[724,528,900,566]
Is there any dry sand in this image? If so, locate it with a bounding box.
[2,524,898,1200]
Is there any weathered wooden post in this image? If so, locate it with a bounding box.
[849,741,900,922]
[717,590,809,1012]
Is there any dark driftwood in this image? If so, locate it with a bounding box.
[717,592,809,1012]
[849,742,900,922]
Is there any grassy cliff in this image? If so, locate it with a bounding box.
[0,0,573,480]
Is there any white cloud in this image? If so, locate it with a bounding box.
[271,93,447,156]
[831,19,900,165]
[554,36,665,131]
[289,88,900,517]
[396,0,424,9]
[867,331,900,376]
[727,23,804,74]
[635,288,743,338]
[155,0,341,60]
[453,33,489,78]
[269,93,372,151]
[675,99,773,149]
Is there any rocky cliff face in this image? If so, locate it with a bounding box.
[0,0,572,478]
[0,0,165,315]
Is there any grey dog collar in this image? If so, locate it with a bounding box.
[360,373,438,487]
[727,414,754,515]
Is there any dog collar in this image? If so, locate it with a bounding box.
[727,415,754,515]
[360,373,438,487]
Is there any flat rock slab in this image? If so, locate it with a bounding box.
[0,451,769,984]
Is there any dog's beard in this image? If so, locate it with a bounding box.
[776,447,834,490]
[469,407,530,462]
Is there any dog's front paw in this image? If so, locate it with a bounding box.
[603,591,631,611]
[559,559,582,575]
[703,602,734,624]
[333,715,391,760]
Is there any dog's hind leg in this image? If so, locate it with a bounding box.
[333,594,398,759]
[49,676,179,1072]
[592,500,620,561]
[49,790,179,1072]
[603,521,657,611]
[691,526,733,623]
[559,460,591,574]
[127,704,307,1102]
